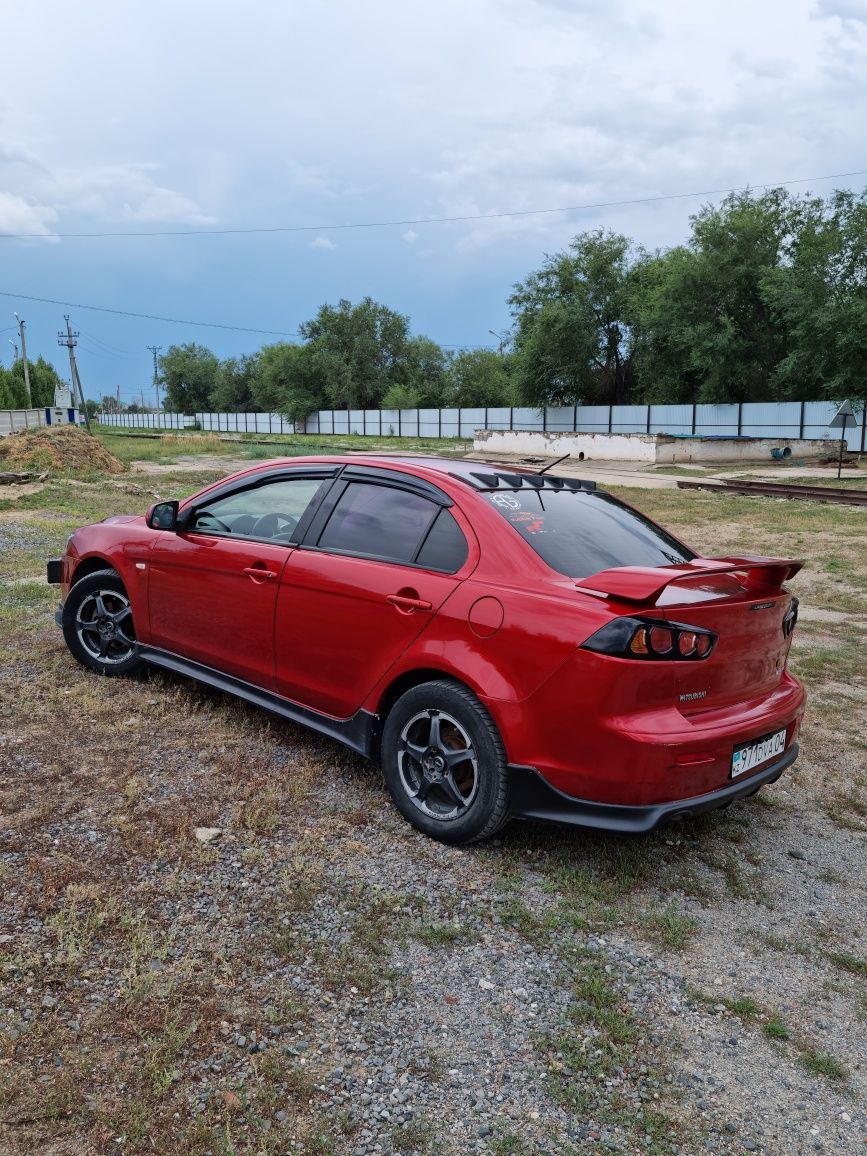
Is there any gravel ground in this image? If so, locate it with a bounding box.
[0,483,864,1156]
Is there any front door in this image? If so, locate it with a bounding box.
[148,474,328,688]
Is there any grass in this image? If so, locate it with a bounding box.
[95,426,471,464]
[1,437,864,1153]
[762,1013,792,1041]
[823,950,867,977]
[797,1046,847,1081]
[639,904,701,950]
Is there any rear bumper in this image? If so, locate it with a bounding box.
[508,742,798,834]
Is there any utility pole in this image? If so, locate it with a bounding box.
[13,313,33,407]
[57,315,91,432]
[146,345,162,410]
[8,340,18,365]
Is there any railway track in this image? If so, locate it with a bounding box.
[676,477,867,506]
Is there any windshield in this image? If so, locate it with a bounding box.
[483,488,694,578]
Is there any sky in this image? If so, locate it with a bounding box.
[1,0,865,403]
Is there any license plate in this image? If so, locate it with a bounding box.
[731,729,786,778]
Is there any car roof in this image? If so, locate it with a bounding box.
[262,453,596,491]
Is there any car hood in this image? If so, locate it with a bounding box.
[101,514,145,525]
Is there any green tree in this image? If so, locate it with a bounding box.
[28,357,65,407]
[510,229,634,406]
[0,365,26,407]
[630,191,791,402]
[159,344,220,414]
[300,297,412,409]
[403,336,449,406]
[381,383,421,409]
[253,342,327,422]
[0,356,64,408]
[445,349,514,406]
[763,189,867,400]
[211,353,261,411]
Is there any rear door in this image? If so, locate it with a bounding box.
[148,473,330,688]
[274,476,472,717]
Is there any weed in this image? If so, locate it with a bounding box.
[640,904,700,950]
[391,1115,443,1152]
[410,921,471,947]
[797,1046,846,1081]
[763,1013,791,1041]
[724,996,759,1020]
[823,950,867,977]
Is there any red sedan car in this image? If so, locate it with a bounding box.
[48,455,805,844]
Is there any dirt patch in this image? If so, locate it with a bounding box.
[0,426,125,476]
[0,482,47,500]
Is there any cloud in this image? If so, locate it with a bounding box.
[812,0,867,23]
[0,192,58,238]
[0,146,214,235]
[309,235,336,250]
[402,229,419,244]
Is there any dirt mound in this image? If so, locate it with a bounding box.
[0,425,126,475]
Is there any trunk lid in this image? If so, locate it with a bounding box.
[576,557,801,714]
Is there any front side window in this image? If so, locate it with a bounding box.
[190,477,325,542]
[483,489,694,578]
[316,482,445,566]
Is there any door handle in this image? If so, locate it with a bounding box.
[243,565,277,581]
[387,593,433,613]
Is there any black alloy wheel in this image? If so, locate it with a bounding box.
[62,569,143,677]
[381,679,510,844]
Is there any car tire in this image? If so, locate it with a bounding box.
[381,679,510,845]
[62,568,144,677]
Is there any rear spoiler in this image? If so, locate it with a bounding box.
[575,556,803,604]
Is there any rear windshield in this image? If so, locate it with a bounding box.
[483,489,694,577]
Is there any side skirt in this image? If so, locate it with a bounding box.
[137,645,377,758]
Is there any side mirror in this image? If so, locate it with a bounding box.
[146,500,180,530]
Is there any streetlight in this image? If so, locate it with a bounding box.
[8,339,18,363]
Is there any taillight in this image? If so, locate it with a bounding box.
[782,597,798,638]
[582,617,718,661]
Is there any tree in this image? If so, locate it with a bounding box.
[403,336,449,406]
[381,383,421,409]
[299,297,412,409]
[510,230,634,406]
[445,349,514,406]
[0,356,64,408]
[211,353,262,411]
[253,343,328,422]
[159,344,220,414]
[762,189,867,400]
[28,357,65,407]
[630,191,791,403]
[0,365,26,408]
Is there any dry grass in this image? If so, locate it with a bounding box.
[0,426,126,476]
[0,458,864,1153]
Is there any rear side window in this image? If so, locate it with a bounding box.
[483,489,694,577]
[317,482,439,564]
[416,509,468,572]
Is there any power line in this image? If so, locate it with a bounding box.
[0,290,298,336]
[0,289,489,348]
[0,170,864,240]
[78,325,140,357]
